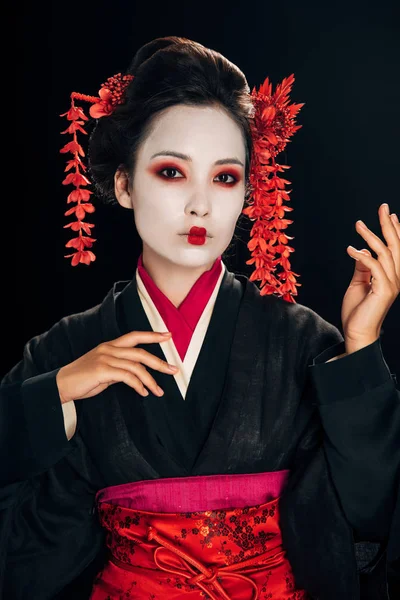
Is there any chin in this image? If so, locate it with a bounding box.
[162,250,217,269]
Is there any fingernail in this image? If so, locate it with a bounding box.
[161,332,171,336]
[348,246,367,255]
[391,213,399,223]
[157,386,164,395]
[383,203,389,214]
[168,364,179,371]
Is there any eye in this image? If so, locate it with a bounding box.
[158,167,184,179]
[214,173,238,185]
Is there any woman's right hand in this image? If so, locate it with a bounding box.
[56,331,179,404]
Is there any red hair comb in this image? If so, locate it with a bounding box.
[60,73,134,266]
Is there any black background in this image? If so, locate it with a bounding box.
[12,0,399,379]
[8,0,400,595]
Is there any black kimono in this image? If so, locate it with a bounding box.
[1,267,399,599]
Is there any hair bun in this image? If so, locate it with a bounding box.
[128,36,198,74]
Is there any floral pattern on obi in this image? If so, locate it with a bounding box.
[90,495,310,599]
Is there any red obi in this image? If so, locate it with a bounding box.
[90,471,310,599]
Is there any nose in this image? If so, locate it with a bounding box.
[185,186,211,217]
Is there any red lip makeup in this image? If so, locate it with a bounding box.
[187,226,207,245]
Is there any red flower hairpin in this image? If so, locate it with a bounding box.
[60,73,134,266]
[243,74,304,303]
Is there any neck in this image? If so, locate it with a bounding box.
[141,245,216,308]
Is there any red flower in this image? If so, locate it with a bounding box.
[60,140,85,157]
[64,250,96,266]
[63,220,95,232]
[67,189,93,203]
[65,236,96,250]
[89,88,114,118]
[64,157,86,172]
[64,221,83,232]
[61,121,88,135]
[60,106,88,121]
[243,74,304,303]
[62,172,90,187]
[88,73,134,119]
[64,203,95,218]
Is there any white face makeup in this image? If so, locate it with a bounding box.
[116,104,246,273]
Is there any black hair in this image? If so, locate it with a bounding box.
[88,36,254,205]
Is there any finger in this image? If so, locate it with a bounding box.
[107,330,172,348]
[379,204,400,279]
[105,366,153,397]
[347,245,393,293]
[347,247,373,285]
[355,216,398,284]
[100,345,179,373]
[390,212,400,237]
[106,357,165,396]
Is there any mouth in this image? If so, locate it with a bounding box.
[179,227,210,246]
[189,226,207,237]
[180,227,210,238]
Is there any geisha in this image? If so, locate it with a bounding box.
[1,36,399,600]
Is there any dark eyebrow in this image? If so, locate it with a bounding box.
[150,150,244,167]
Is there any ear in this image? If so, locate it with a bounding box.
[114,168,133,209]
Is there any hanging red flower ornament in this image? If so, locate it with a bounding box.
[243,73,304,303]
[60,73,134,266]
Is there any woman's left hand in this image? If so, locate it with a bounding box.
[342,203,400,352]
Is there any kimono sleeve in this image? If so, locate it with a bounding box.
[387,477,400,585]
[0,315,106,600]
[1,321,76,487]
[304,311,400,543]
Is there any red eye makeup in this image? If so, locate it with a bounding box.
[150,162,242,186]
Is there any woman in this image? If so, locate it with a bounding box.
[1,36,399,599]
